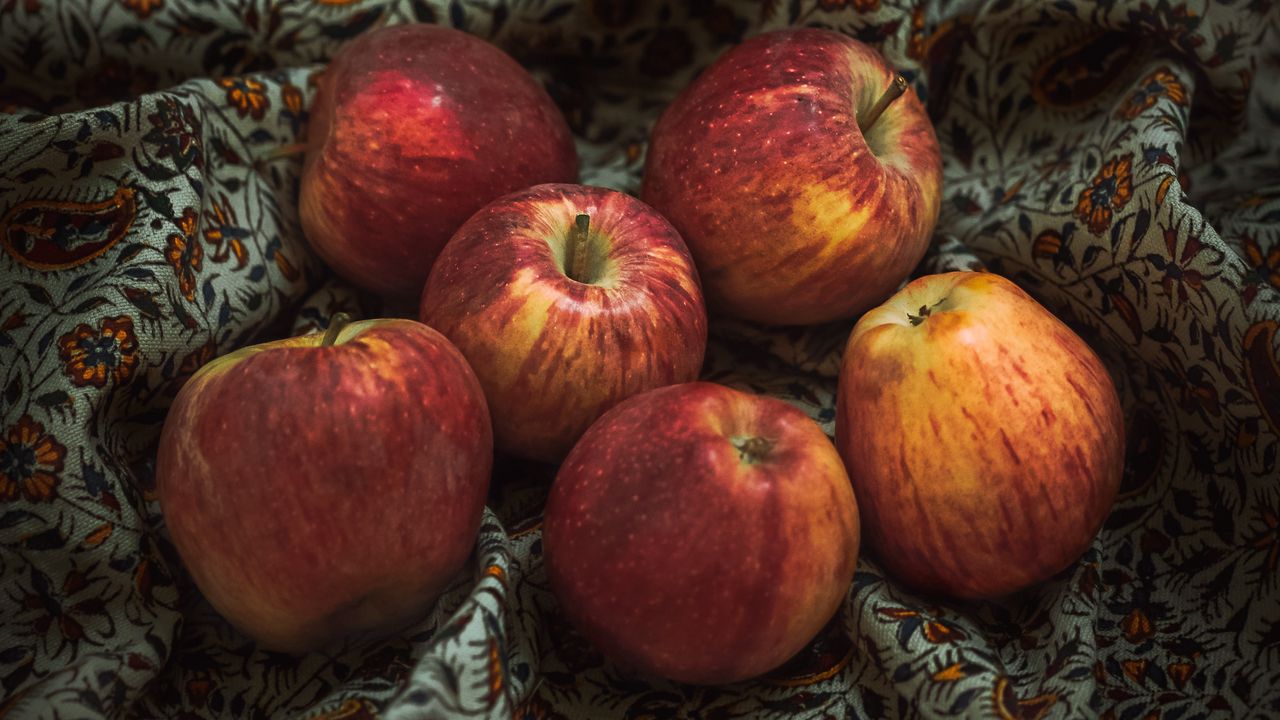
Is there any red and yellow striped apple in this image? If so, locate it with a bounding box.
[836,272,1125,598]
[420,183,706,463]
[643,28,942,325]
[544,382,861,685]
[156,316,493,652]
[300,24,577,299]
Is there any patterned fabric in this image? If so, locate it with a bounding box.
[1,0,1278,717]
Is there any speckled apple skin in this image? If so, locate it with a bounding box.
[300,24,578,299]
[643,28,942,325]
[156,319,493,652]
[420,183,707,463]
[837,272,1125,599]
[543,382,861,685]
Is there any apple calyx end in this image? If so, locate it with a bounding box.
[263,143,308,162]
[321,312,352,347]
[858,74,908,135]
[906,296,949,327]
[734,436,775,464]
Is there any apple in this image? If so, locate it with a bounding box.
[156,315,493,652]
[642,28,942,325]
[300,24,578,299]
[543,382,860,685]
[835,272,1125,598]
[420,183,707,463]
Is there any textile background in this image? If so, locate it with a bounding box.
[1,0,1278,717]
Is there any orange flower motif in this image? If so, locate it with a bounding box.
[907,5,927,59]
[121,0,162,18]
[1167,661,1195,689]
[165,208,203,301]
[0,415,65,503]
[217,77,269,120]
[1121,607,1154,644]
[204,196,249,269]
[1032,230,1061,258]
[58,315,139,388]
[1117,67,1189,119]
[281,83,303,116]
[1243,234,1280,290]
[1075,154,1133,235]
[875,606,967,645]
[309,698,380,720]
[994,676,1058,720]
[1122,658,1149,684]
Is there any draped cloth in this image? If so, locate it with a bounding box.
[1,0,1278,717]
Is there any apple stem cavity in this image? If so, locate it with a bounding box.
[567,213,592,284]
[735,437,775,464]
[321,312,352,347]
[858,75,908,135]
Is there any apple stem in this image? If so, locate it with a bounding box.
[858,75,908,134]
[567,213,591,284]
[264,143,308,162]
[321,312,351,347]
[735,437,775,464]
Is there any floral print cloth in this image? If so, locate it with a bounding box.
[1,0,1278,718]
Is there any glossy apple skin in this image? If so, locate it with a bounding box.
[544,382,861,685]
[642,28,942,325]
[836,272,1124,598]
[300,24,578,299]
[156,319,493,652]
[420,183,707,463]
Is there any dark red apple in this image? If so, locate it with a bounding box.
[156,316,493,652]
[420,183,706,463]
[544,382,860,684]
[643,28,942,325]
[300,24,578,299]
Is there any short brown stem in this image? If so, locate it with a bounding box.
[858,75,908,134]
[567,213,591,283]
[321,312,351,347]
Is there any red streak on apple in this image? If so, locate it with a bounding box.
[545,382,860,685]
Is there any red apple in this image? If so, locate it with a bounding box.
[300,24,578,299]
[156,316,493,652]
[544,382,860,685]
[420,183,706,463]
[836,272,1125,598]
[642,28,942,325]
